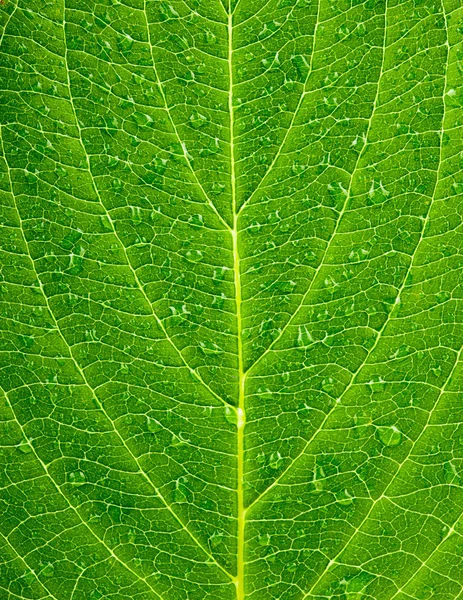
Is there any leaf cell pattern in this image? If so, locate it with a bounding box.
[1,0,463,599]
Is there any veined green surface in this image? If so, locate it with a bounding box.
[1,0,463,598]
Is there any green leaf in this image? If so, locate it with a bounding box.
[0,0,462,599]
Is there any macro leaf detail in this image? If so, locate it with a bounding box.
[1,0,463,599]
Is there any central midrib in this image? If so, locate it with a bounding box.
[228,5,246,600]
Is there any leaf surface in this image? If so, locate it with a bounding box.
[1,0,463,599]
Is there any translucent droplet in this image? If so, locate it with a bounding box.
[212,293,226,309]
[211,182,225,195]
[344,569,375,598]
[118,34,134,53]
[280,372,290,384]
[291,54,309,81]
[225,406,237,425]
[321,377,335,394]
[188,213,204,227]
[296,325,313,347]
[42,563,55,578]
[436,291,450,303]
[25,170,37,184]
[67,293,79,306]
[368,376,385,393]
[68,470,87,486]
[312,477,324,493]
[431,365,443,378]
[168,33,188,51]
[336,489,354,506]
[203,30,216,44]
[199,136,220,156]
[368,179,391,205]
[111,178,123,192]
[258,533,271,546]
[343,302,355,317]
[185,249,203,263]
[132,111,152,127]
[130,206,142,223]
[67,254,84,275]
[213,266,227,284]
[265,211,279,226]
[389,344,412,360]
[18,441,32,454]
[324,275,336,288]
[443,461,460,484]
[100,215,112,231]
[171,432,189,447]
[248,221,262,234]
[125,528,137,543]
[174,478,191,502]
[159,2,179,19]
[315,309,329,321]
[199,340,223,355]
[209,532,223,548]
[107,155,119,169]
[268,451,283,470]
[348,246,370,262]
[291,160,307,176]
[148,157,167,175]
[377,426,402,447]
[189,111,208,129]
[147,417,161,433]
[22,571,35,585]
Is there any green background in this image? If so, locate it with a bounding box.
[1,0,463,598]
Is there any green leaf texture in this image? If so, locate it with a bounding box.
[1,0,463,598]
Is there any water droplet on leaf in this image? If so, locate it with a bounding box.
[185,249,203,263]
[18,441,32,454]
[377,426,402,447]
[225,406,237,425]
[42,563,55,578]
[209,532,223,548]
[118,34,134,53]
[336,489,354,506]
[199,340,223,355]
[189,111,208,129]
[368,376,386,393]
[258,533,271,546]
[188,213,204,227]
[203,30,216,44]
[147,417,162,433]
[68,470,87,486]
[296,325,313,347]
[268,451,283,470]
